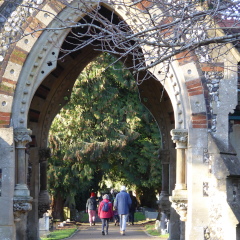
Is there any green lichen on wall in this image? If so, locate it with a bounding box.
[0,83,14,94]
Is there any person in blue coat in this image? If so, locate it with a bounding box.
[114,186,132,235]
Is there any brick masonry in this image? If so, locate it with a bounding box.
[192,113,208,128]
[176,51,198,66]
[0,112,11,127]
[9,47,29,66]
[186,79,204,96]
[200,62,224,72]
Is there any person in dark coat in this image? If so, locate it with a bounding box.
[86,192,97,226]
[98,194,114,235]
[128,190,138,225]
[114,186,132,235]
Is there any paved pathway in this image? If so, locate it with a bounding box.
[68,223,164,240]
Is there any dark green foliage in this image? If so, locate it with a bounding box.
[48,53,162,212]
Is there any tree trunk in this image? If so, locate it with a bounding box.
[52,192,65,221]
[137,186,158,209]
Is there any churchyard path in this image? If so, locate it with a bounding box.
[68,222,166,240]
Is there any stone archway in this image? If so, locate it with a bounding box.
[22,5,178,239]
[0,1,240,240]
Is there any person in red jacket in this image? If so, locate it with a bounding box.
[98,194,114,235]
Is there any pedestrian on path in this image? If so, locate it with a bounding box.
[86,192,97,226]
[98,194,114,235]
[114,186,132,236]
[128,191,138,225]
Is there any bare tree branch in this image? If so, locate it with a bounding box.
[0,0,240,81]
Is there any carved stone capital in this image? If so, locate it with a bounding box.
[170,129,188,149]
[14,128,32,148]
[158,192,171,215]
[170,189,188,221]
[13,196,33,222]
[38,190,51,218]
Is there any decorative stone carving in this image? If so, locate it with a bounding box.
[170,189,188,221]
[171,200,187,222]
[170,129,188,149]
[14,128,32,149]
[38,190,51,219]
[158,193,171,215]
[13,196,32,222]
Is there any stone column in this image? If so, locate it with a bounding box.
[170,129,188,223]
[13,128,33,240]
[159,149,170,196]
[14,128,32,197]
[158,150,171,235]
[158,150,171,213]
[38,148,51,219]
[170,129,188,190]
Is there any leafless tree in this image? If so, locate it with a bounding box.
[1,0,240,81]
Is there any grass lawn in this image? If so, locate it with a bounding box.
[41,228,77,240]
[80,212,89,222]
[145,223,169,238]
[134,211,146,222]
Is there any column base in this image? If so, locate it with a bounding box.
[175,183,187,190]
[14,184,30,197]
[170,189,188,222]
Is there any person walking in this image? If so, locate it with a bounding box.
[114,186,132,235]
[98,194,114,235]
[113,207,120,226]
[86,192,97,226]
[128,190,138,225]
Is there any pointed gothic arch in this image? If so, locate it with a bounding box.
[0,1,240,240]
